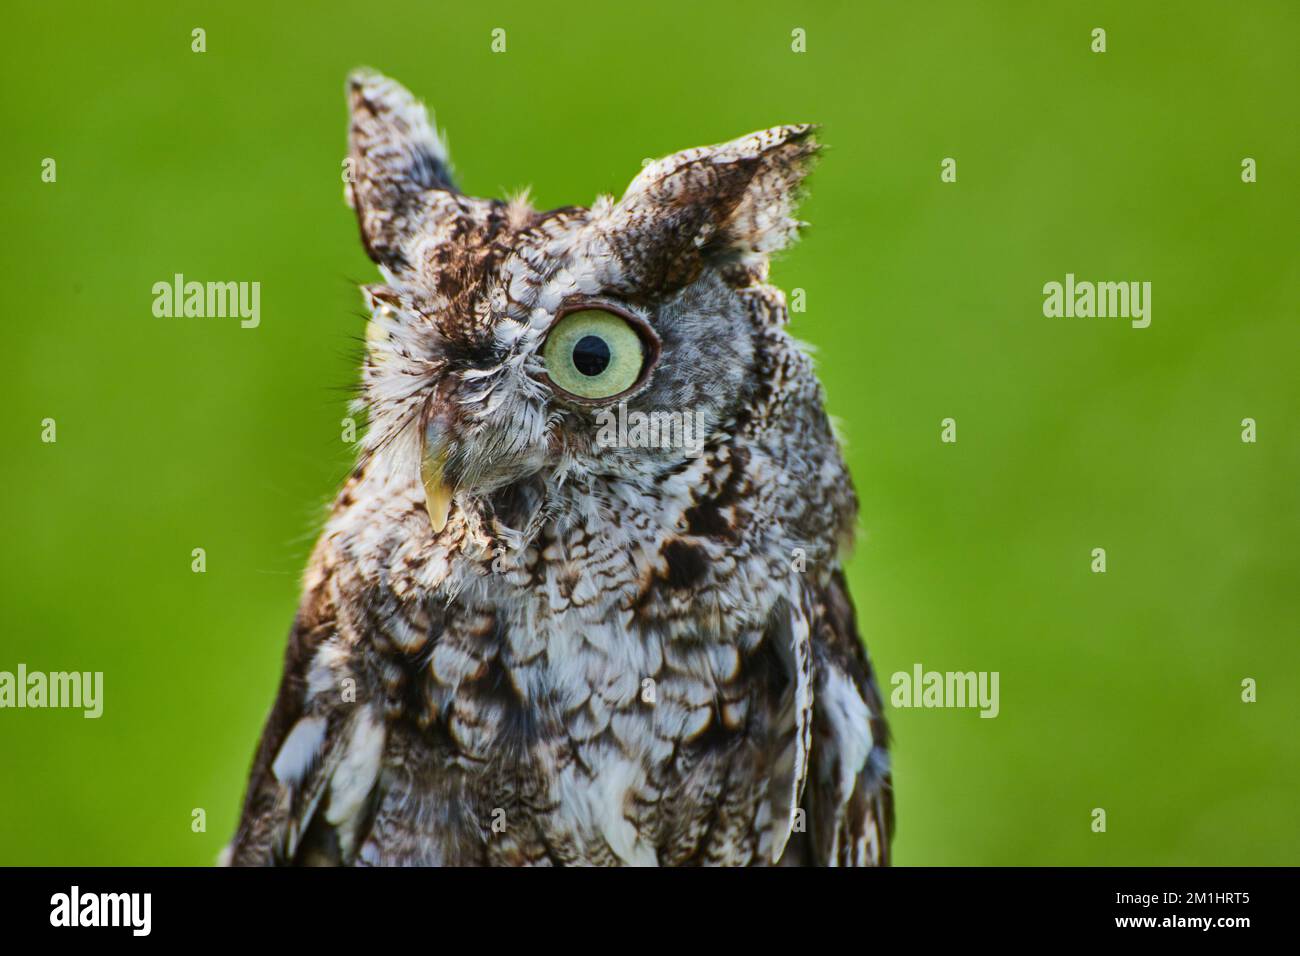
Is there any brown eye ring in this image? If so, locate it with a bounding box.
[539,301,661,405]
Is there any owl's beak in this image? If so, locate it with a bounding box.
[420,436,455,533]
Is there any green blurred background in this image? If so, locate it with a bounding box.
[2,0,1296,865]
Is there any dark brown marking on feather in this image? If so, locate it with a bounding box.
[683,444,750,541]
[660,539,709,590]
[683,699,742,754]
[684,500,729,536]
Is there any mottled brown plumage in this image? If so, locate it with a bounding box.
[227,70,892,866]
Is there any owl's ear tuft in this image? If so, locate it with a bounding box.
[345,69,459,272]
[604,125,820,291]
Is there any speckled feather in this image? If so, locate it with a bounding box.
[226,70,892,867]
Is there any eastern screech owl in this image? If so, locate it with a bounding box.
[227,70,892,866]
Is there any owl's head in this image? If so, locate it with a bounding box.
[345,70,819,539]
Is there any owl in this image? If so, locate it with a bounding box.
[226,70,892,866]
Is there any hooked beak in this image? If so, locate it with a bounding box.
[420,433,455,533]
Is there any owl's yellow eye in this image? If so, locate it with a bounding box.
[542,308,649,401]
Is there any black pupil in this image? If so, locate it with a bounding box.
[572,335,611,376]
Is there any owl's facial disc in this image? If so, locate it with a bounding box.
[347,70,820,538]
[418,303,663,532]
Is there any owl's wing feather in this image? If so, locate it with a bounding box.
[765,595,815,863]
[226,571,387,866]
[802,570,894,866]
